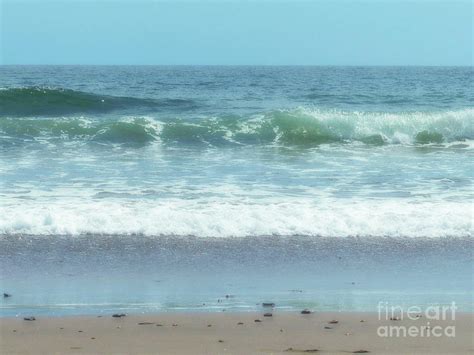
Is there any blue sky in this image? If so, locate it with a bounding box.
[1,1,472,65]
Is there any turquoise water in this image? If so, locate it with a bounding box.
[0,66,472,315]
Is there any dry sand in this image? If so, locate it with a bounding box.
[1,312,473,354]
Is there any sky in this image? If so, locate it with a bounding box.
[1,0,472,65]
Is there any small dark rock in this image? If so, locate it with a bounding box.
[156,324,163,327]
[3,293,11,298]
[207,324,212,327]
[254,319,262,323]
[353,351,370,354]
[328,320,339,324]
[301,309,312,314]
[390,316,401,321]
[78,330,83,333]
[263,313,273,317]
[112,313,126,318]
[23,317,35,321]
[91,337,96,340]
[172,323,178,326]
[262,302,275,307]
[324,326,332,329]
[138,322,155,325]
[237,322,244,325]
[286,349,319,353]
[218,339,224,343]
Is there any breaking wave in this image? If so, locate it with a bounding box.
[1,107,473,147]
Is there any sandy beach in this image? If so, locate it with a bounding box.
[1,312,472,354]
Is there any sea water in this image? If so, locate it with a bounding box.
[0,66,472,316]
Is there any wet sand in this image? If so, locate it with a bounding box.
[1,312,472,354]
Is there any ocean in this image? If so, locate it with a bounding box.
[0,66,472,316]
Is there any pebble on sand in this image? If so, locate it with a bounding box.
[263,313,273,317]
[285,347,319,353]
[301,309,312,314]
[23,317,36,321]
[112,313,126,318]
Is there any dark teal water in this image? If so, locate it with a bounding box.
[0,66,472,315]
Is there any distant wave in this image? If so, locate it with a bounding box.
[0,87,198,116]
[1,108,473,147]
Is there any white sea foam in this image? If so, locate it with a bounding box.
[1,199,471,238]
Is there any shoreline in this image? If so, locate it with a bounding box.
[3,236,473,318]
[2,308,474,319]
[1,312,472,354]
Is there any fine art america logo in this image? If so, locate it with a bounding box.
[377,302,457,338]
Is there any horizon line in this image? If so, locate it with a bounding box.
[1,64,472,67]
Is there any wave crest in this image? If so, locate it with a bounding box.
[1,108,473,147]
